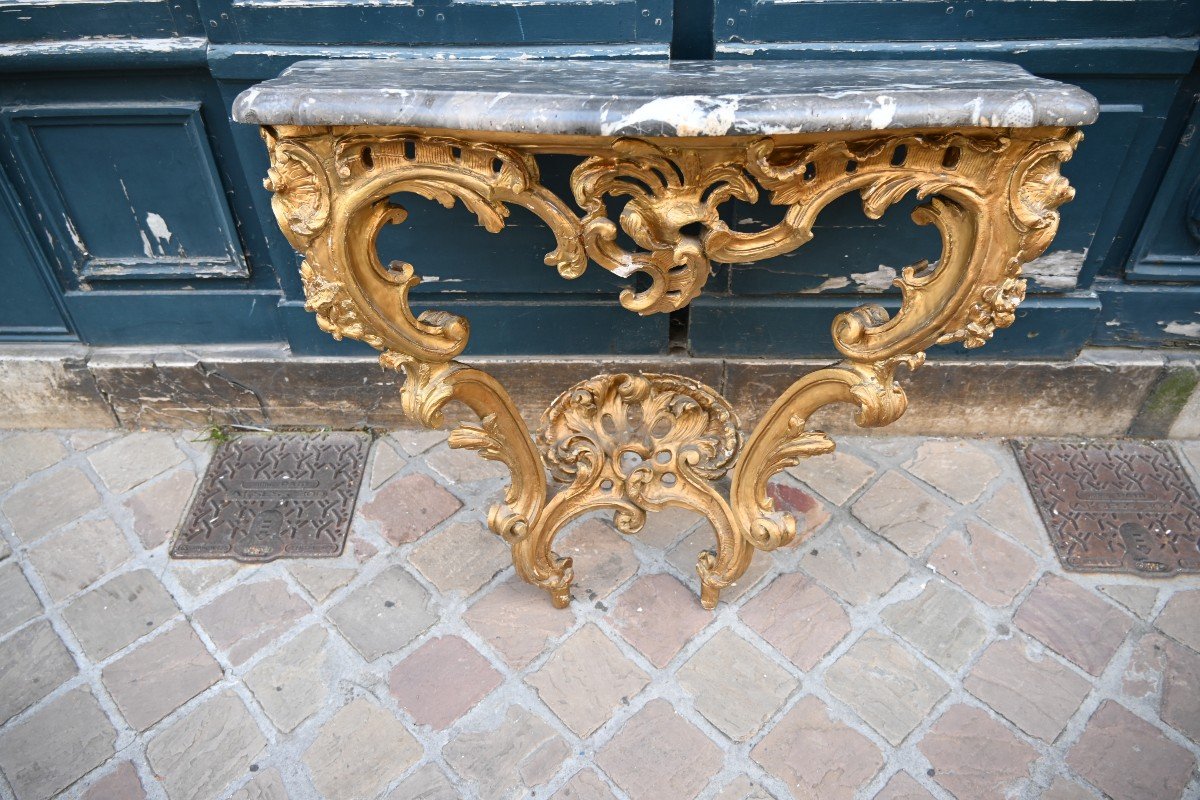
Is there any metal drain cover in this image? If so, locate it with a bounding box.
[1012,439,1200,576]
[171,432,370,562]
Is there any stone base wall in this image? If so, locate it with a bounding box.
[2,344,1198,438]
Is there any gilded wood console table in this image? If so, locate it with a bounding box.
[234,60,1096,609]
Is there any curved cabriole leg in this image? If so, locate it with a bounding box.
[259,124,1082,610]
[261,129,572,598]
[724,132,1081,573]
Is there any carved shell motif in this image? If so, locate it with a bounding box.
[539,373,742,487]
[264,143,330,237]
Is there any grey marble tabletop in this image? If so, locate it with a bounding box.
[232,59,1098,137]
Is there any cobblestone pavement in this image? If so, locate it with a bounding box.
[1,429,1199,800]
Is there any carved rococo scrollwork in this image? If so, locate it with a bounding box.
[573,139,759,314]
[259,122,1081,609]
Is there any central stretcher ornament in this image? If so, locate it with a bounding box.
[234,58,1096,609]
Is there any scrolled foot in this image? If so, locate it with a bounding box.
[549,586,571,608]
[696,542,751,610]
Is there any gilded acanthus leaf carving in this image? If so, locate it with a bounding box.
[299,259,384,349]
[572,138,758,314]
[263,139,330,238]
[259,123,1082,610]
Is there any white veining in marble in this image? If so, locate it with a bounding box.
[232,59,1098,135]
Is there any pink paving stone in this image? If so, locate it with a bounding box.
[786,448,877,506]
[1155,588,1200,652]
[464,577,576,668]
[918,704,1038,800]
[122,469,196,549]
[1067,700,1196,800]
[351,535,378,563]
[359,473,462,546]
[596,699,722,800]
[964,637,1092,743]
[852,471,954,556]
[557,518,640,602]
[389,635,502,730]
[1014,573,1134,676]
[193,579,310,665]
[82,761,145,800]
[550,769,617,800]
[874,772,936,800]
[750,695,884,800]
[610,573,712,667]
[526,624,650,737]
[1123,632,1200,744]
[974,482,1048,555]
[1042,777,1096,800]
[740,572,851,670]
[101,622,222,731]
[927,522,1038,607]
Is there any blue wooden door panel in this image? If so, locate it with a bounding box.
[1092,281,1200,346]
[0,68,286,344]
[715,0,1199,43]
[279,296,669,356]
[715,38,1200,76]
[0,170,72,339]
[689,294,1101,360]
[195,0,672,46]
[4,104,248,282]
[65,290,282,344]
[1126,99,1200,283]
[0,0,203,41]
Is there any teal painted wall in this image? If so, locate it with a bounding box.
[1,1,1197,358]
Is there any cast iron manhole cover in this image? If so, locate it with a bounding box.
[1012,439,1200,576]
[171,432,370,562]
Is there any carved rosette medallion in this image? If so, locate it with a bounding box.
[257,120,1082,610]
[540,372,741,515]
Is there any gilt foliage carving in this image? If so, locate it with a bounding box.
[260,123,1081,609]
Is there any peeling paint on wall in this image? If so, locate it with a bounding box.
[1163,320,1200,338]
[850,264,898,292]
[801,276,851,294]
[64,215,86,254]
[145,213,172,247]
[1023,248,1087,290]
